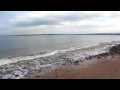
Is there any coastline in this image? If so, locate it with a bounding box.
[24,44,120,79]
[0,42,120,79]
[24,55,120,79]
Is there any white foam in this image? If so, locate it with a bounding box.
[0,50,59,66]
[2,66,28,79]
[60,44,114,63]
[0,40,119,67]
[1,41,120,79]
[0,44,99,66]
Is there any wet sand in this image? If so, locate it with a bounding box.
[24,55,120,79]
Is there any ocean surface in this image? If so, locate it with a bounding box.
[0,35,120,58]
[1,35,120,79]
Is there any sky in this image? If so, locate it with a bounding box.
[0,11,120,35]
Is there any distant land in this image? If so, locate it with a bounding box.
[1,33,120,36]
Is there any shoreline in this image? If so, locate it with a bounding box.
[0,42,120,79]
[24,55,120,79]
[23,44,120,79]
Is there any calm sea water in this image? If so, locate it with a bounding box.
[0,35,120,58]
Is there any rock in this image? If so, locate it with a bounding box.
[80,60,83,62]
[109,44,120,55]
[69,60,79,65]
[15,75,19,77]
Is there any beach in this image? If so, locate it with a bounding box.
[23,44,120,79]
[1,11,120,79]
[24,55,120,79]
[0,41,120,79]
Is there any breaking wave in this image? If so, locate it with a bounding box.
[0,40,120,66]
[0,40,120,79]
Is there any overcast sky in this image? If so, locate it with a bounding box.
[0,11,120,35]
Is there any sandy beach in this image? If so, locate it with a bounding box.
[23,44,120,79]
[23,54,120,79]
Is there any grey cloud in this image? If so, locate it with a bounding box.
[2,11,120,35]
[14,18,61,27]
[13,12,102,28]
[52,12,101,21]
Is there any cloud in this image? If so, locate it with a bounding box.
[14,18,61,27]
[53,11,101,21]
[11,11,102,28]
[1,11,120,35]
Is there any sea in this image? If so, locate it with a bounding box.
[1,35,120,58]
[1,35,120,79]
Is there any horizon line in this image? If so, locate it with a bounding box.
[1,33,120,36]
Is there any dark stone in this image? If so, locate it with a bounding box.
[80,60,83,62]
[109,44,120,55]
[15,75,19,77]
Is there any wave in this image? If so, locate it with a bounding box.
[0,40,120,66]
[0,40,120,79]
